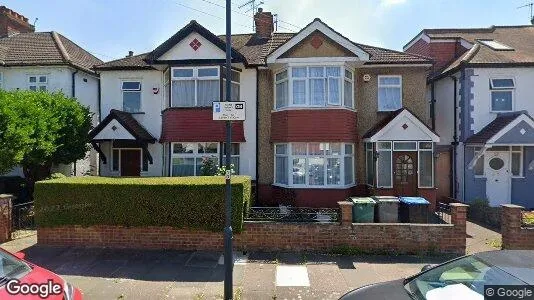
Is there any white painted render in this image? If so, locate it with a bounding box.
[470,67,534,134]
[433,75,458,145]
[238,67,257,179]
[93,120,135,140]
[364,110,439,142]
[159,32,225,61]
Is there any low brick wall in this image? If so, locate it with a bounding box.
[0,194,13,243]
[501,204,534,250]
[37,202,469,255]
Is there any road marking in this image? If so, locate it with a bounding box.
[276,265,310,287]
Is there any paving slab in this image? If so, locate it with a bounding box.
[242,262,276,292]
[307,264,348,292]
[276,265,310,287]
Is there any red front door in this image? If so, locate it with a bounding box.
[393,152,417,196]
[120,149,141,177]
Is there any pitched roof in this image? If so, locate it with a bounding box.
[465,112,524,144]
[95,19,430,70]
[362,107,439,140]
[0,31,102,74]
[90,109,156,143]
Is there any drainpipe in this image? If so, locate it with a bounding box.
[430,82,436,130]
[255,67,260,204]
[451,76,458,199]
[72,70,79,176]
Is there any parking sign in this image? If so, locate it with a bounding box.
[212,101,246,121]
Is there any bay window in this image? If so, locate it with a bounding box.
[222,67,241,102]
[171,142,240,176]
[274,142,355,187]
[378,75,402,111]
[171,67,219,107]
[275,66,354,109]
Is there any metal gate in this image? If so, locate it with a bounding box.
[12,201,35,232]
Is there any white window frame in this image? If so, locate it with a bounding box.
[121,80,142,113]
[171,66,220,107]
[273,142,355,188]
[110,148,148,174]
[365,142,374,186]
[376,141,393,188]
[170,142,222,176]
[222,66,241,102]
[28,74,48,91]
[490,77,515,113]
[377,75,402,112]
[511,146,523,178]
[473,146,485,178]
[273,65,354,110]
[417,141,434,188]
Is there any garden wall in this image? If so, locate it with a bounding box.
[501,204,534,250]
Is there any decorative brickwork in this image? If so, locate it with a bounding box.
[501,204,534,250]
[37,202,469,255]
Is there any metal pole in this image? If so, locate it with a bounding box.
[224,0,233,298]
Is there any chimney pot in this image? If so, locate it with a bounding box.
[254,8,274,38]
[128,51,134,57]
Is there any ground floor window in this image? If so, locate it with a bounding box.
[274,142,355,187]
[473,146,523,178]
[366,141,434,188]
[171,142,240,176]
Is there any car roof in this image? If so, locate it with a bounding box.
[474,250,534,285]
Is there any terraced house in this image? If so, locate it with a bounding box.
[91,9,439,207]
[405,25,534,209]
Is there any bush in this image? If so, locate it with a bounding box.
[34,176,251,232]
[47,173,66,180]
[468,198,501,228]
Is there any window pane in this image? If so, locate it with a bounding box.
[419,142,433,150]
[276,81,288,109]
[345,144,354,155]
[142,150,149,172]
[173,69,193,78]
[378,87,401,111]
[366,150,374,185]
[39,76,47,83]
[197,79,219,106]
[474,154,484,176]
[223,143,240,155]
[394,142,417,150]
[310,78,325,106]
[326,67,340,77]
[419,151,433,187]
[222,81,240,102]
[221,67,240,82]
[308,143,323,155]
[275,144,287,155]
[308,157,325,185]
[172,80,195,107]
[379,76,400,85]
[377,150,392,187]
[199,143,218,154]
[292,143,307,155]
[29,76,36,83]
[491,91,512,111]
[197,157,218,176]
[309,67,324,77]
[366,143,373,150]
[292,158,306,184]
[122,81,141,90]
[326,143,341,156]
[112,149,119,171]
[231,157,240,174]
[377,142,391,150]
[292,80,306,105]
[511,146,521,151]
[172,157,195,176]
[29,86,37,91]
[328,77,340,105]
[275,70,287,81]
[198,68,218,77]
[292,67,307,78]
[345,70,353,79]
[344,79,353,108]
[173,143,195,154]
[276,156,288,184]
[327,158,341,185]
[39,86,47,91]
[123,91,141,112]
[491,78,514,88]
[345,156,354,185]
[512,152,521,176]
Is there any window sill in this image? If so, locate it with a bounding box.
[127,112,146,115]
[490,110,514,114]
[512,176,525,179]
[273,106,356,113]
[272,183,357,189]
[377,109,402,113]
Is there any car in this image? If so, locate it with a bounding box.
[0,248,82,299]
[340,250,534,300]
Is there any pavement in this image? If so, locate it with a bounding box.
[0,220,500,300]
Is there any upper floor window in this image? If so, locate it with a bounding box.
[490,78,514,112]
[222,66,241,102]
[122,81,142,113]
[274,66,354,110]
[378,75,402,111]
[28,75,47,91]
[171,67,219,107]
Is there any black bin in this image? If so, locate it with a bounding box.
[399,197,430,223]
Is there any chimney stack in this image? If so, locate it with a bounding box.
[127,51,134,57]
[254,8,274,38]
[0,6,34,37]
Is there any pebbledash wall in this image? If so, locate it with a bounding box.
[37,202,469,255]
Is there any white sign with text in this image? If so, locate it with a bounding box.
[212,101,246,121]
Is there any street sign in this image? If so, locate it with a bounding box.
[212,101,246,121]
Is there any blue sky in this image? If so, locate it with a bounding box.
[2,0,532,61]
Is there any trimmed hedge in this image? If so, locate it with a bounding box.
[34,176,251,232]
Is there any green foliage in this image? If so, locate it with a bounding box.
[34,176,252,232]
[47,173,67,180]
[199,157,218,176]
[0,90,91,188]
[216,164,236,176]
[468,197,501,228]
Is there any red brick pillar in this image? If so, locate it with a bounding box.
[501,204,523,250]
[0,194,13,243]
[338,201,353,226]
[450,203,468,253]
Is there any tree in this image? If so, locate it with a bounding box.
[0,90,92,196]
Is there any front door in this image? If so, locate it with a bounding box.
[393,152,417,196]
[485,151,511,206]
[120,149,141,177]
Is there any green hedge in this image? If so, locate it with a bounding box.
[34,176,251,232]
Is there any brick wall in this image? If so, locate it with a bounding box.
[501,204,534,250]
[0,194,13,243]
[37,202,469,255]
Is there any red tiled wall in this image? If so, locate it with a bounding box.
[271,109,358,142]
[406,39,469,72]
[405,39,430,58]
[161,108,245,142]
